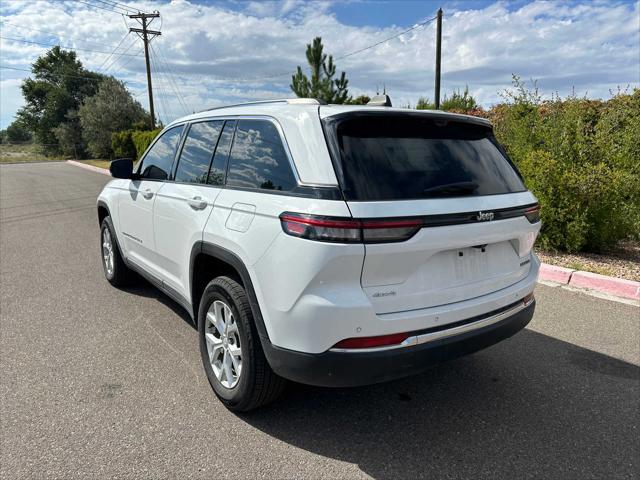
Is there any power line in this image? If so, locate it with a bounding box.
[102,36,139,73]
[0,35,144,57]
[97,0,145,14]
[148,50,170,124]
[151,43,191,115]
[110,45,145,73]
[0,65,103,81]
[97,32,131,71]
[91,0,135,14]
[73,0,130,15]
[335,14,438,61]
[226,15,439,84]
[0,21,133,51]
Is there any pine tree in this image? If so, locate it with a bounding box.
[290,37,351,104]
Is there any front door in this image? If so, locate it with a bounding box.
[118,125,183,275]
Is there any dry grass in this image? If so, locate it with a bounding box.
[536,240,640,281]
[78,159,110,170]
[0,144,69,163]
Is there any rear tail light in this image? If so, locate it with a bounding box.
[333,332,411,349]
[279,213,422,244]
[524,204,541,223]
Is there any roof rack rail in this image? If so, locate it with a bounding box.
[199,98,325,113]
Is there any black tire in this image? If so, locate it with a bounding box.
[198,276,286,411]
[100,216,134,287]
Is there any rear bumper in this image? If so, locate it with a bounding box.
[262,300,535,387]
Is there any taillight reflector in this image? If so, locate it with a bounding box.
[524,204,541,223]
[333,332,411,349]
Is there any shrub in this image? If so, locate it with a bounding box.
[492,77,640,252]
[519,151,639,252]
[131,128,161,159]
[111,127,161,160]
[441,86,477,113]
[111,130,136,159]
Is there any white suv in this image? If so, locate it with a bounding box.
[97,97,541,411]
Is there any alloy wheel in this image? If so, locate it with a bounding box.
[205,300,242,388]
[102,228,114,276]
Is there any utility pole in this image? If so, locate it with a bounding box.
[129,11,161,129]
[434,8,443,109]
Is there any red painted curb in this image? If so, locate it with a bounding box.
[539,263,574,284]
[569,271,640,301]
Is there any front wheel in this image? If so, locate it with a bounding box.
[198,276,286,411]
[100,216,134,287]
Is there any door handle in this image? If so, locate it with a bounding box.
[187,196,207,210]
[142,188,153,199]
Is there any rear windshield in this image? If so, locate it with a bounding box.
[323,113,526,201]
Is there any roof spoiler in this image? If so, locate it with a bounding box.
[367,94,392,107]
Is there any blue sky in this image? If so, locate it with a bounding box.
[1,0,639,128]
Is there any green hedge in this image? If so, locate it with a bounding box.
[111,128,161,160]
[486,81,640,253]
[131,129,162,160]
[111,130,136,159]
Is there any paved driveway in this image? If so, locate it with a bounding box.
[1,162,638,479]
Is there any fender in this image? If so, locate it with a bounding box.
[190,241,270,341]
[97,200,126,256]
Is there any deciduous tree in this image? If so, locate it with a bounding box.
[79,77,149,158]
[17,47,102,152]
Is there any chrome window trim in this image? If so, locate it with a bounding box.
[329,297,534,353]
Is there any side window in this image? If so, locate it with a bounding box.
[174,121,223,183]
[138,126,183,180]
[226,120,296,191]
[207,121,236,186]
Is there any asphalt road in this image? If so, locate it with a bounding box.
[1,162,638,480]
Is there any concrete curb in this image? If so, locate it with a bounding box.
[63,159,639,303]
[568,271,640,302]
[66,160,110,176]
[539,262,639,302]
[539,264,574,284]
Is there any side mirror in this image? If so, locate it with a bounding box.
[110,158,135,179]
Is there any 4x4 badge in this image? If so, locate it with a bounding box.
[477,211,494,221]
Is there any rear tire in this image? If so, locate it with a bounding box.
[198,276,286,411]
[100,216,134,287]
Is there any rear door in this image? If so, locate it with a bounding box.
[152,120,234,299]
[118,125,183,274]
[321,111,540,314]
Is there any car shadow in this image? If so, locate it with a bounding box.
[239,329,639,479]
[114,280,639,477]
[120,276,197,330]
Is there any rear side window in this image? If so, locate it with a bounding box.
[138,126,183,180]
[323,114,526,201]
[175,121,223,184]
[226,120,297,191]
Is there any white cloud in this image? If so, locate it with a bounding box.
[1,0,638,128]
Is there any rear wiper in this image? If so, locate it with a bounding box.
[422,181,479,197]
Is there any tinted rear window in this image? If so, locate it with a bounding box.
[323,114,525,201]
